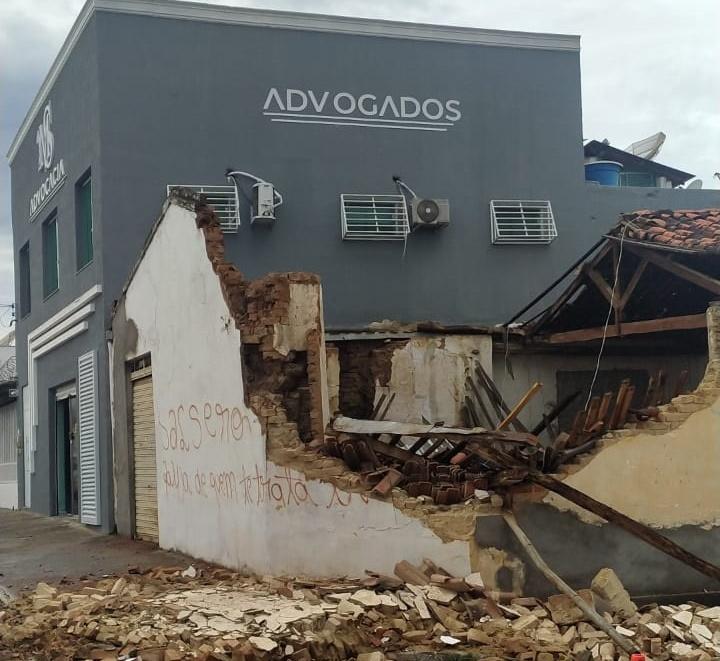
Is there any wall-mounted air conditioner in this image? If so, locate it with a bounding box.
[410,197,450,229]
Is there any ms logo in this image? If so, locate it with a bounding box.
[35,103,54,172]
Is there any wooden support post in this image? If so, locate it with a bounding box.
[612,242,623,337]
[503,511,637,655]
[619,257,648,309]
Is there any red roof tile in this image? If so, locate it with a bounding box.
[610,209,720,253]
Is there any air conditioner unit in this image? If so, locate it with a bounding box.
[410,197,450,229]
[252,182,278,225]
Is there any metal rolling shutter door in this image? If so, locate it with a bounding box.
[78,351,100,525]
[132,368,158,543]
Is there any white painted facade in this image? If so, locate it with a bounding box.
[119,202,470,576]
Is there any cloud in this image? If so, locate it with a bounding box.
[1,0,718,314]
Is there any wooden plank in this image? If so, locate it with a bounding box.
[583,265,615,305]
[583,396,601,432]
[611,242,623,337]
[617,385,635,427]
[463,395,482,428]
[530,472,720,584]
[529,244,613,333]
[366,437,420,464]
[466,377,496,428]
[531,390,581,437]
[596,392,613,430]
[475,365,507,424]
[371,393,387,420]
[608,379,630,430]
[421,437,447,458]
[379,392,396,421]
[530,278,587,333]
[565,409,586,448]
[654,370,667,406]
[619,257,648,308]
[642,374,657,408]
[497,383,542,431]
[627,245,720,296]
[476,364,528,433]
[547,313,707,344]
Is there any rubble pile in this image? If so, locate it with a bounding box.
[1,561,720,660]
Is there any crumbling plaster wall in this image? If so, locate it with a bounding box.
[541,303,720,529]
[545,399,720,528]
[114,198,471,576]
[335,336,492,426]
[381,336,492,426]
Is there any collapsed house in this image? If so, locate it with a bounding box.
[110,194,720,600]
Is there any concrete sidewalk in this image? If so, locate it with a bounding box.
[0,509,190,597]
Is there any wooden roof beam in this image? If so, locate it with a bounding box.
[626,245,720,296]
[547,313,706,344]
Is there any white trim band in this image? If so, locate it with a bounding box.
[7,0,579,163]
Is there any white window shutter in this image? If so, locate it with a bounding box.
[78,350,100,525]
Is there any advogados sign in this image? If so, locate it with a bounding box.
[263,87,461,132]
[29,101,66,221]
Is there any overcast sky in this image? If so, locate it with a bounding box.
[1,0,719,324]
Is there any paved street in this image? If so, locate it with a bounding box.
[0,508,190,598]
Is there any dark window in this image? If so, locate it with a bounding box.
[75,172,93,269]
[42,212,59,297]
[19,242,31,317]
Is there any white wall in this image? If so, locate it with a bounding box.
[120,203,470,577]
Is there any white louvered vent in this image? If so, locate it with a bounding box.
[78,350,100,525]
[167,185,239,233]
[490,200,557,245]
[341,194,410,241]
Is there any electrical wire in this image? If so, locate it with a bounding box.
[584,223,628,410]
[392,177,415,260]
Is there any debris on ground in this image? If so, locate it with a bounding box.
[2,560,720,660]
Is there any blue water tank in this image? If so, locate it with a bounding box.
[585,161,624,186]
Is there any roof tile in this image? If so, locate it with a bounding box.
[612,209,720,253]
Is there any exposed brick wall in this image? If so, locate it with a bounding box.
[337,340,407,418]
[194,201,322,445]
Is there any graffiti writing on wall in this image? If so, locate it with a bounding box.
[161,460,369,510]
[157,402,260,452]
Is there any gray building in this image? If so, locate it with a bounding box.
[8,0,720,530]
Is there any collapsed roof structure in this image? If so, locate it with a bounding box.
[518,209,720,349]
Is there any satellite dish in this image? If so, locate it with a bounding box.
[686,179,703,189]
[624,132,666,160]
